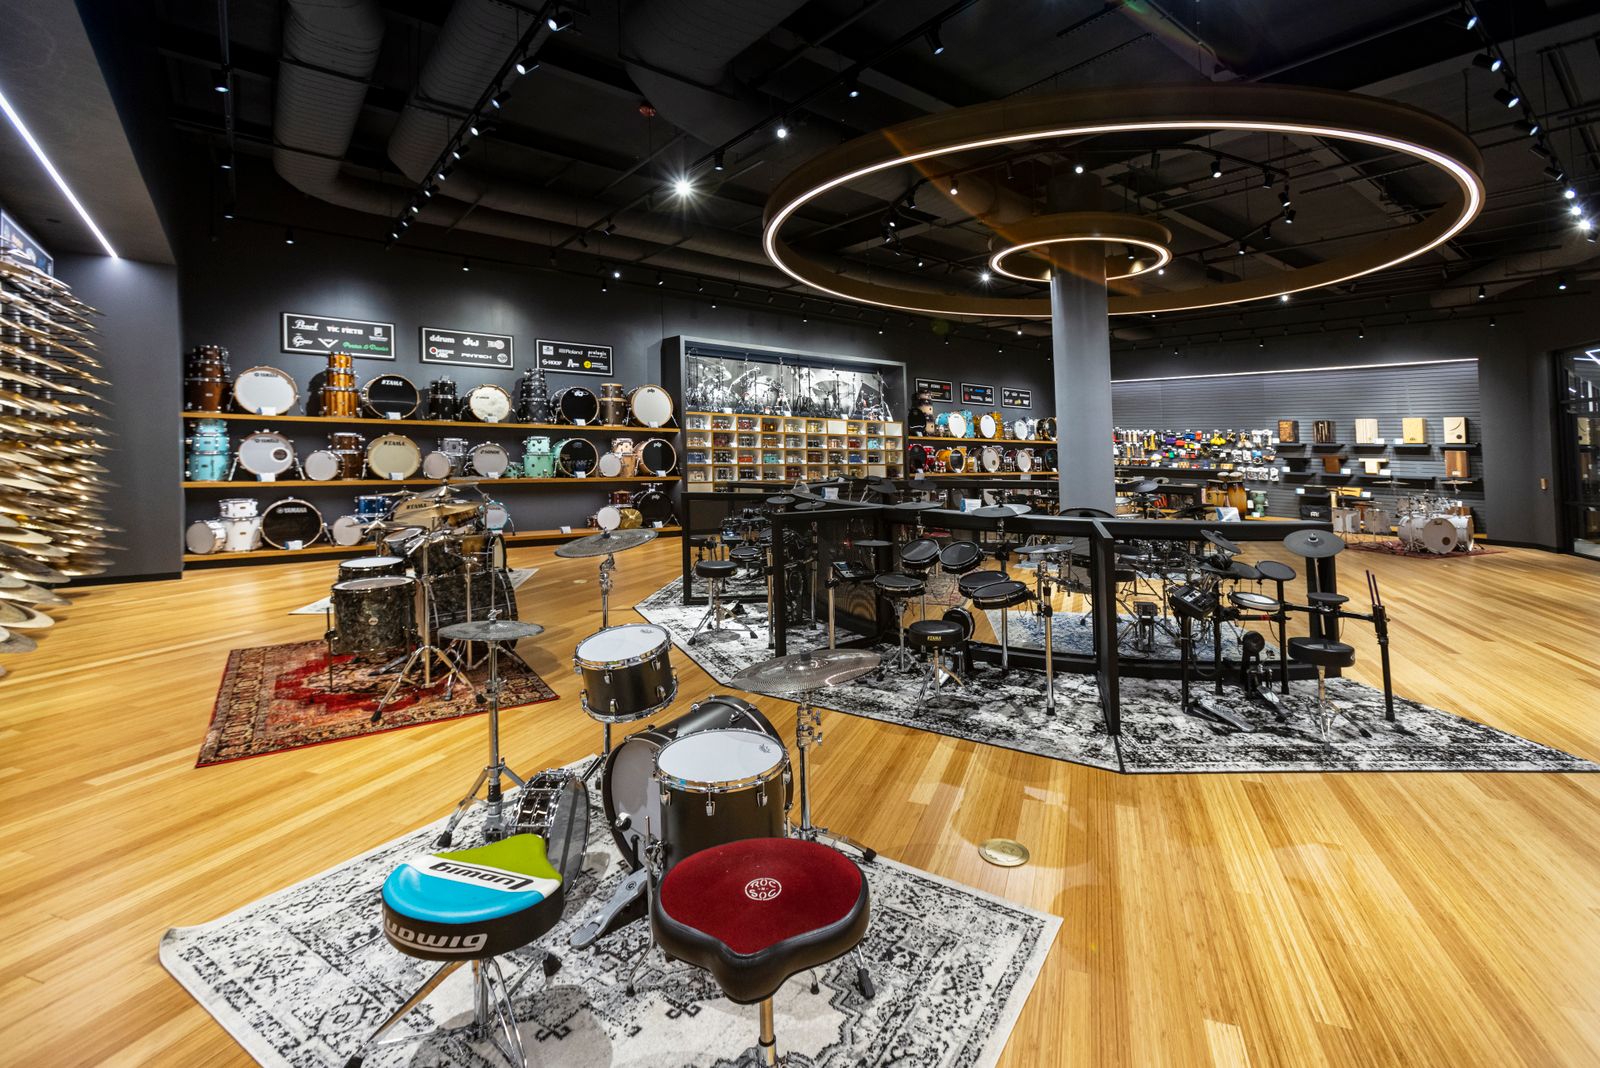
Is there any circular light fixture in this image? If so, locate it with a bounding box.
[987,213,1173,283]
[761,85,1484,317]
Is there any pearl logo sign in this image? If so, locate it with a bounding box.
[419,326,516,369]
[280,312,395,359]
[744,877,782,901]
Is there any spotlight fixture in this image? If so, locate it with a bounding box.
[436,163,454,181]
[283,227,296,246]
[600,220,615,236]
[1489,315,1497,326]
[949,177,959,196]
[514,57,539,76]
[1257,338,1265,348]
[673,176,693,197]
[601,282,608,293]
[1569,203,1583,217]
[611,269,621,279]
[223,207,236,221]
[1237,241,1246,255]
[1157,266,1165,275]
[461,258,471,272]
[468,121,482,137]
[1472,52,1503,72]
[398,218,409,230]
[1279,188,1292,209]
[1073,162,1085,174]
[696,279,704,292]
[1261,168,1273,189]
[926,26,945,55]
[1565,187,1578,200]
[1283,208,1296,224]
[1558,274,1569,291]
[846,74,861,99]
[422,184,436,198]
[213,68,230,93]
[1581,217,1595,233]
[656,273,664,286]
[546,7,573,32]
[916,259,925,268]
[978,269,991,283]
[219,156,233,171]
[1358,323,1365,338]
[450,146,466,161]
[713,151,725,171]
[1587,227,1597,243]
[733,285,741,298]
[1530,142,1553,159]
[1493,86,1520,109]
[1211,157,1222,179]
[775,120,789,139]
[1477,284,1486,300]
[1279,293,1290,303]
[490,91,509,110]
[408,203,420,215]
[1544,165,1566,181]
[1515,118,1541,137]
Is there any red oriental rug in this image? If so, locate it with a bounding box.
[197,641,558,766]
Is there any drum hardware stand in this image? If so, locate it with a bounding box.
[434,609,526,849]
[1031,568,1058,718]
[597,549,618,630]
[374,535,474,723]
[1173,594,1250,735]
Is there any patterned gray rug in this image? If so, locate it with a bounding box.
[161,788,1058,1067]
[636,580,1596,775]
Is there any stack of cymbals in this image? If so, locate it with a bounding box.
[0,254,115,674]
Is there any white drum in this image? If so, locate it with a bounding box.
[331,514,368,546]
[1015,448,1034,473]
[627,384,675,428]
[468,442,510,478]
[980,446,1002,473]
[945,411,969,439]
[218,497,259,519]
[303,449,341,481]
[596,452,623,478]
[484,502,510,531]
[237,431,296,479]
[1011,418,1032,440]
[367,434,422,479]
[656,729,786,791]
[1399,515,1460,554]
[421,450,455,480]
[185,519,225,554]
[221,516,263,553]
[977,413,999,440]
[232,366,299,415]
[463,384,513,423]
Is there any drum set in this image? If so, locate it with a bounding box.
[1393,490,1474,554]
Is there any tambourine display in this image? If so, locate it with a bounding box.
[366,433,422,479]
[233,366,299,416]
[260,498,324,549]
[361,374,420,419]
[553,437,599,476]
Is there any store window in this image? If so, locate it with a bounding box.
[1559,347,1600,559]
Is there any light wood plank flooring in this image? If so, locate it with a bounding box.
[1,542,1598,1067]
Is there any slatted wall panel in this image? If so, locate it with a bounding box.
[1111,360,1485,526]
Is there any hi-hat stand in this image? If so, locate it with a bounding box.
[374,529,474,723]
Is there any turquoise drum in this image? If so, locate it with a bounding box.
[523,436,555,478]
[958,410,976,438]
[185,419,231,481]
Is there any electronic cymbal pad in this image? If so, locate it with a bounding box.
[554,527,658,558]
[1131,479,1161,495]
[437,618,546,643]
[1015,542,1071,557]
[730,648,882,695]
[1202,529,1242,556]
[1283,529,1345,558]
[893,500,942,512]
[969,504,1030,519]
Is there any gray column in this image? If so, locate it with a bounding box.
[1050,246,1114,512]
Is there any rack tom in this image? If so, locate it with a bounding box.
[574,623,677,723]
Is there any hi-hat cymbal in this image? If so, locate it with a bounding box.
[730,649,881,695]
[437,618,545,643]
[2,559,68,583]
[554,528,658,558]
[1283,529,1345,559]
[852,538,892,549]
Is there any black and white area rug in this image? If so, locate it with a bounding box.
[160,791,1058,1068]
[636,580,1596,775]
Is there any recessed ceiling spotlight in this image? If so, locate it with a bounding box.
[978,269,991,283]
[1564,187,1578,200]
[213,68,230,93]
[283,227,296,246]
[949,178,959,196]
[673,176,693,197]
[1279,293,1289,302]
[926,26,945,55]
[1073,162,1085,174]
[1210,157,1222,179]
[775,119,789,139]
[461,258,471,272]
[611,269,621,279]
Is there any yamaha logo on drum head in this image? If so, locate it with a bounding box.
[744,877,782,901]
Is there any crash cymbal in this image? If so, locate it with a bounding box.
[730,649,881,695]
[0,581,69,607]
[970,504,1030,519]
[2,559,68,583]
[0,514,15,530]
[553,527,658,557]
[0,599,51,628]
[766,494,797,508]
[0,528,50,545]
[852,538,892,549]
[0,630,37,654]
[1015,542,1072,556]
[437,618,545,643]
[1283,528,1345,559]
[1201,529,1242,555]
[893,500,942,512]
[794,501,827,511]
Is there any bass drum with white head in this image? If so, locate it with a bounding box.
[236,431,297,479]
[232,366,299,416]
[461,383,513,423]
[366,434,422,480]
[467,442,511,478]
[626,384,674,428]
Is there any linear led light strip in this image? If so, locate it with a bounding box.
[991,236,1173,284]
[0,87,118,259]
[764,120,1482,317]
[1112,357,1477,384]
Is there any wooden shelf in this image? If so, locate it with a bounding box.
[183,525,682,563]
[183,476,681,489]
[913,470,1055,478]
[181,411,679,433]
[909,433,1056,445]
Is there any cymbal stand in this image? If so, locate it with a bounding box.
[598,550,617,630]
[374,532,474,723]
[434,609,526,848]
[792,692,875,862]
[1031,563,1057,717]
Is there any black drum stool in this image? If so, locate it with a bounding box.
[907,617,966,705]
[690,558,754,644]
[651,837,870,1066]
[1287,634,1362,740]
[874,572,925,672]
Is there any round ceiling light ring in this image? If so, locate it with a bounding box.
[986,212,1174,283]
[761,85,1484,318]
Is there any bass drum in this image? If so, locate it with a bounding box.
[232,366,299,416]
[552,386,600,425]
[626,384,675,428]
[366,434,422,479]
[637,437,677,476]
[236,431,297,479]
[461,383,513,423]
[360,374,420,419]
[467,442,511,478]
[1037,417,1057,441]
[633,484,675,526]
[260,498,324,549]
[601,695,786,871]
[977,412,1000,440]
[553,437,599,476]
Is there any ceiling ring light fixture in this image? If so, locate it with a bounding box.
[987,213,1173,283]
[761,85,1484,318]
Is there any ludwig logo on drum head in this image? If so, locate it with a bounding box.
[744,877,782,901]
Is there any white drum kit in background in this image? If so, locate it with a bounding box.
[1394,491,1474,554]
[185,497,265,554]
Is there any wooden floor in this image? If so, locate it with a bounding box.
[2,540,1599,1067]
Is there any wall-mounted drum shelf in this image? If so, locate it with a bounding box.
[907,433,1057,445]
[181,411,679,433]
[181,525,682,564]
[182,476,681,489]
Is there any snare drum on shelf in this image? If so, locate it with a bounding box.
[977,412,1000,440]
[330,515,369,546]
[329,432,366,478]
[184,519,226,554]
[354,495,391,520]
[302,449,342,482]
[218,497,259,519]
[596,452,624,478]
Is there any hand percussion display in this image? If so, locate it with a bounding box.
[598,382,627,426]
[554,437,599,476]
[637,437,677,476]
[467,441,511,478]
[461,383,513,423]
[552,385,600,425]
[574,623,677,722]
[626,384,674,427]
[366,433,422,479]
[260,498,324,549]
[232,366,299,416]
[183,345,230,412]
[360,373,420,419]
[185,519,226,554]
[426,377,458,420]
[236,431,297,479]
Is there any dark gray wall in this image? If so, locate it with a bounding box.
[55,253,183,578]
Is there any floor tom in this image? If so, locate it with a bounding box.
[655,729,789,872]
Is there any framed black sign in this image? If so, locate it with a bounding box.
[420,326,515,369]
[537,338,613,376]
[1001,387,1032,409]
[961,382,995,405]
[281,313,396,360]
[915,378,952,402]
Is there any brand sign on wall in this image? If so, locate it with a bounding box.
[1001,387,1032,409]
[420,326,515,369]
[281,313,396,359]
[915,378,953,402]
[961,382,995,405]
[536,338,612,375]
[0,211,52,275]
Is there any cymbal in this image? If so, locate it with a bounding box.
[893,500,942,512]
[1201,529,1241,555]
[852,538,892,548]
[1016,543,1071,557]
[1283,529,1345,559]
[795,501,827,511]
[438,618,545,642]
[0,629,37,654]
[0,600,51,628]
[2,560,68,583]
[969,505,1027,519]
[1129,479,1161,495]
[0,581,69,607]
[0,528,51,545]
[554,527,658,558]
[730,648,881,695]
[766,495,797,508]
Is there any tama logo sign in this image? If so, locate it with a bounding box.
[386,918,487,955]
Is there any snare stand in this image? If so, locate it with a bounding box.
[435,611,527,848]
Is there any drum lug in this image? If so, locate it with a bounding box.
[704,796,716,816]
[603,670,613,684]
[757,787,767,807]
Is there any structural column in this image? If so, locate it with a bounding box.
[1049,245,1114,512]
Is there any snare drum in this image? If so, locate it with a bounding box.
[655,729,790,871]
[260,498,324,549]
[468,441,511,478]
[220,516,263,553]
[360,374,420,419]
[1230,590,1280,613]
[637,437,677,476]
[574,623,677,723]
[330,576,416,656]
[338,555,407,582]
[330,515,369,546]
[236,431,296,479]
[218,497,259,519]
[366,434,422,479]
[553,437,599,477]
[184,519,226,554]
[302,450,342,481]
[419,437,470,480]
[461,383,513,423]
[552,385,600,425]
[627,384,674,427]
[596,452,624,478]
[232,366,299,415]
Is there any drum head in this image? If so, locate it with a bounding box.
[1422,516,1457,553]
[556,437,598,476]
[421,451,454,479]
[366,434,422,478]
[939,540,983,573]
[1012,420,1030,439]
[1016,449,1034,472]
[1230,590,1280,612]
[597,504,624,531]
[233,366,298,415]
[237,432,296,477]
[334,575,413,593]
[185,520,223,554]
[979,414,998,439]
[303,450,341,481]
[901,537,940,566]
[555,387,599,424]
[466,384,512,422]
[260,499,323,548]
[946,412,968,439]
[362,374,419,418]
[639,438,676,475]
[657,729,785,786]
[981,447,1001,472]
[470,443,510,477]
[606,734,663,856]
[576,623,667,665]
[597,452,623,478]
[331,515,367,546]
[629,385,674,427]
[948,447,967,473]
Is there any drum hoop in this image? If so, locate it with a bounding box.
[654,744,788,795]
[580,677,679,723]
[234,366,299,412]
[573,624,670,670]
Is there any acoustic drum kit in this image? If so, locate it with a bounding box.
[1394,490,1473,554]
